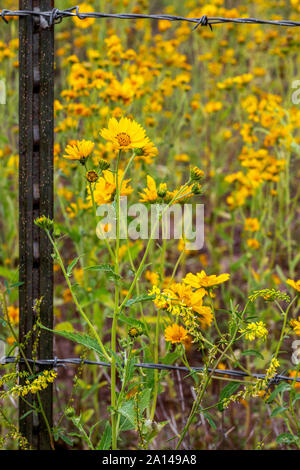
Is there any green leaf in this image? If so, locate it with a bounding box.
[81,409,94,424]
[203,411,217,430]
[97,422,112,450]
[139,388,151,411]
[118,313,145,330]
[0,266,17,282]
[124,294,155,307]
[276,433,298,445]
[241,349,264,360]
[20,410,34,420]
[67,257,80,277]
[218,382,240,411]
[271,406,288,417]
[266,383,291,403]
[55,321,74,332]
[85,264,121,281]
[118,401,136,429]
[39,324,107,360]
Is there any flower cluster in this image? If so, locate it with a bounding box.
[239,321,268,341]
[2,370,57,398]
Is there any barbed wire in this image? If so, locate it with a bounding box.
[0,7,300,30]
[1,356,299,385]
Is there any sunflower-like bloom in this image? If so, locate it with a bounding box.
[166,283,213,329]
[287,279,300,293]
[100,117,150,151]
[135,140,158,164]
[90,169,133,206]
[183,270,230,289]
[291,317,300,336]
[139,175,158,203]
[63,140,95,162]
[165,324,188,344]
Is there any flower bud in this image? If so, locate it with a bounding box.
[190,166,204,181]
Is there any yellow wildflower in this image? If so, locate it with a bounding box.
[286,279,300,293]
[100,117,149,151]
[63,140,95,162]
[165,324,188,344]
[291,317,300,336]
[240,321,268,341]
[244,218,260,232]
[72,3,95,29]
[7,306,19,325]
[89,169,132,206]
[183,271,230,289]
[139,175,158,203]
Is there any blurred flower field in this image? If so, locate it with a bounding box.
[0,0,300,450]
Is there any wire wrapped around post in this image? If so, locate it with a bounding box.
[19,0,54,450]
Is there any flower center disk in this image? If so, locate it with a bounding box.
[116,132,131,147]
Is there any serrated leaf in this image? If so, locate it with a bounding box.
[118,401,136,428]
[124,294,155,307]
[85,264,121,281]
[39,324,107,360]
[55,321,74,332]
[139,388,151,411]
[118,313,145,330]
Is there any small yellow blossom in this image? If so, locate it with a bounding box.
[244,218,260,232]
[165,324,188,344]
[240,321,268,341]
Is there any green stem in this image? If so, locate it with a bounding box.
[45,231,111,363]
[111,150,121,450]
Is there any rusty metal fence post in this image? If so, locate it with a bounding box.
[19,0,54,450]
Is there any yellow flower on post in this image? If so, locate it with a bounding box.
[63,140,95,163]
[100,117,150,151]
[165,324,188,344]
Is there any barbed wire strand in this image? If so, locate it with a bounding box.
[1,356,299,385]
[0,7,300,29]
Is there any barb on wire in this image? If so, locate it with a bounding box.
[0,7,300,29]
[1,356,299,384]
